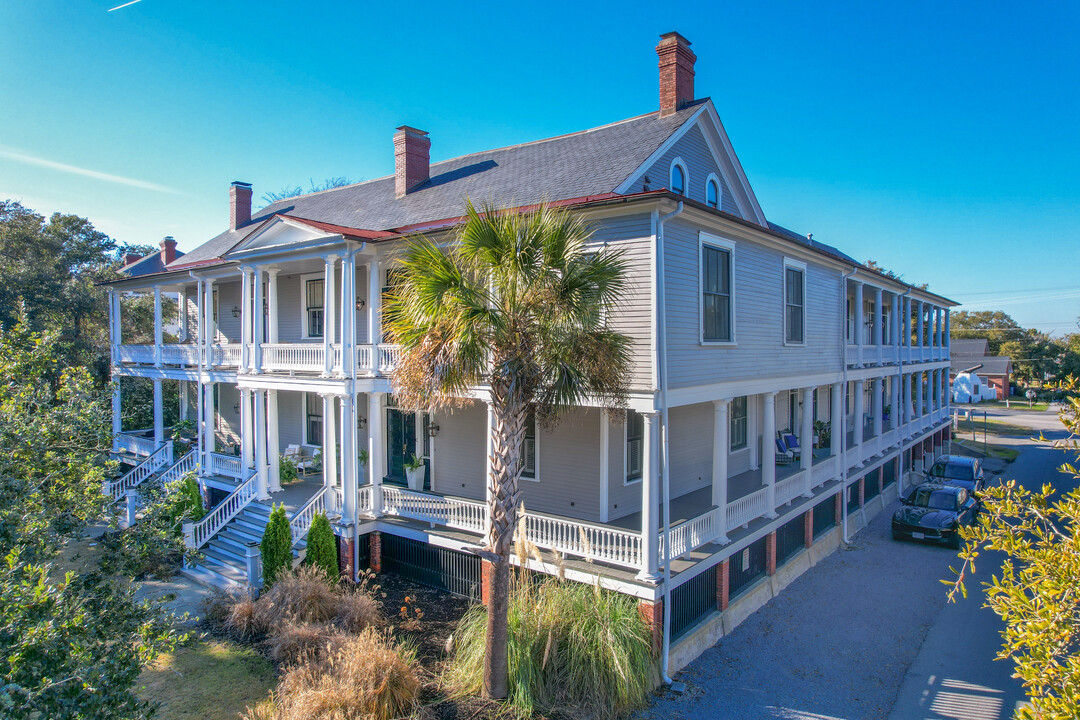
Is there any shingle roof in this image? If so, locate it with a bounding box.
[950,338,991,356]
[952,355,1012,375]
[121,249,185,277]
[766,222,858,264]
[170,101,707,268]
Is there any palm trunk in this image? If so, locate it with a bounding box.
[482,376,526,700]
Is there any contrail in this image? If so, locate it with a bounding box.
[0,147,181,194]
[108,0,144,11]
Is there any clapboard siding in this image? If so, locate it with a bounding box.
[608,412,641,521]
[668,403,714,498]
[431,402,486,502]
[590,214,654,391]
[527,407,601,521]
[215,279,242,343]
[628,124,740,217]
[664,218,843,389]
[270,266,370,344]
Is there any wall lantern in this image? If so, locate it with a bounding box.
[358,415,367,430]
[233,401,240,414]
[356,298,366,311]
[231,305,241,318]
[428,422,440,438]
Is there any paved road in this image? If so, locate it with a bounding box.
[643,407,1067,720]
[887,409,1066,720]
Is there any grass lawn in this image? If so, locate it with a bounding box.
[138,638,277,720]
[955,417,1036,438]
[952,438,1020,462]
[960,400,1050,411]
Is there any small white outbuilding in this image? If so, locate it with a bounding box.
[952,371,998,403]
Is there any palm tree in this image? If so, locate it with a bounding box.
[384,199,632,699]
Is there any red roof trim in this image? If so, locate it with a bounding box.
[281,214,397,240]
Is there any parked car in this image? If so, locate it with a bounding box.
[926,455,984,498]
[891,484,977,549]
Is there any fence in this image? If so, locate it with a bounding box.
[812,494,838,539]
[380,534,481,600]
[728,535,768,600]
[670,564,718,640]
[775,514,806,567]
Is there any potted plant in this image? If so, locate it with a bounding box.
[883,403,892,423]
[358,448,369,481]
[404,453,426,491]
[813,420,831,449]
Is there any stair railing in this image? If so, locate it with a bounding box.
[158,449,198,486]
[288,486,328,545]
[184,468,257,550]
[104,443,171,502]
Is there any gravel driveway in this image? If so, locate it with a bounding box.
[642,495,972,720]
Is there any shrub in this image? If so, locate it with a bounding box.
[264,621,350,665]
[449,576,655,720]
[278,455,298,485]
[226,595,262,641]
[245,628,419,720]
[303,512,338,582]
[333,590,381,633]
[174,472,205,522]
[253,566,338,627]
[260,504,292,587]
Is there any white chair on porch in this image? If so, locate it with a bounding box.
[284,444,315,476]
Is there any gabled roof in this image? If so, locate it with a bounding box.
[950,338,991,356]
[121,248,185,277]
[169,102,707,268]
[951,355,1012,375]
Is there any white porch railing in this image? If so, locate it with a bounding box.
[661,507,721,560]
[159,344,200,366]
[113,431,158,457]
[726,487,769,529]
[185,471,257,550]
[289,486,328,545]
[377,344,401,372]
[356,345,374,373]
[811,456,839,487]
[382,486,487,533]
[210,344,242,368]
[262,343,327,372]
[115,345,155,364]
[160,449,198,486]
[105,443,171,501]
[210,452,245,479]
[358,485,372,512]
[775,472,806,507]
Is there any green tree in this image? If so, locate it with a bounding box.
[0,316,180,718]
[949,379,1080,718]
[384,200,632,699]
[303,512,338,581]
[950,310,1026,353]
[864,259,929,289]
[260,504,293,587]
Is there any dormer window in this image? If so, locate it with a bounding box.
[706,177,720,209]
[670,160,687,196]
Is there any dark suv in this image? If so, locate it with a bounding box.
[926,455,984,498]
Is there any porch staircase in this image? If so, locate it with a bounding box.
[181,501,306,589]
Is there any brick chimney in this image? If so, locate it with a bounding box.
[229,181,252,230]
[657,32,696,117]
[160,236,177,265]
[123,252,142,266]
[394,126,430,198]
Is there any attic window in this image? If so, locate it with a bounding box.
[670,162,686,195]
[706,177,720,209]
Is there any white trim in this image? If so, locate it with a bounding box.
[299,272,324,340]
[704,172,722,210]
[614,103,711,195]
[700,104,769,226]
[669,157,689,197]
[699,231,737,345]
[783,257,807,346]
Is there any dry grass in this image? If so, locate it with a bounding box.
[334,589,382,633]
[254,567,340,627]
[264,621,351,665]
[244,628,420,720]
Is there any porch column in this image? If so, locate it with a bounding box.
[901,297,909,351]
[636,410,661,582]
[367,259,382,374]
[853,281,864,349]
[936,307,943,349]
[763,392,778,518]
[800,387,814,497]
[873,286,884,348]
[484,401,494,540]
[340,252,355,377]
[711,400,730,542]
[368,392,384,515]
[202,382,215,471]
[153,286,163,367]
[153,379,164,446]
[891,373,901,431]
[599,410,610,523]
[945,309,951,350]
[240,268,252,372]
[267,389,281,493]
[748,395,759,470]
[254,389,269,500]
[891,293,900,347]
[341,394,356,521]
[322,393,338,499]
[872,377,883,438]
[252,267,264,373]
[267,268,280,344]
[323,255,338,376]
[240,388,254,470]
[915,372,924,417]
[203,278,216,366]
[179,289,188,342]
[903,373,913,427]
[853,380,865,449]
[830,382,842,458]
[915,300,924,348]
[111,377,122,438]
[109,291,121,360]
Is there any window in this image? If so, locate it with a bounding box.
[705,176,720,209]
[625,411,644,483]
[670,160,686,195]
[305,278,324,338]
[702,241,733,342]
[730,396,748,450]
[784,262,805,344]
[212,289,219,325]
[520,412,537,480]
[305,393,323,446]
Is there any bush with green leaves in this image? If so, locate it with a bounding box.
[279,454,298,485]
[261,504,293,587]
[449,574,655,719]
[303,511,338,582]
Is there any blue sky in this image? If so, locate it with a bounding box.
[1,1,1077,334]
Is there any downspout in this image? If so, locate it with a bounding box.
[840,268,857,543]
[897,288,912,496]
[656,200,683,686]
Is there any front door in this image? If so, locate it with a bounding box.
[386,408,417,485]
